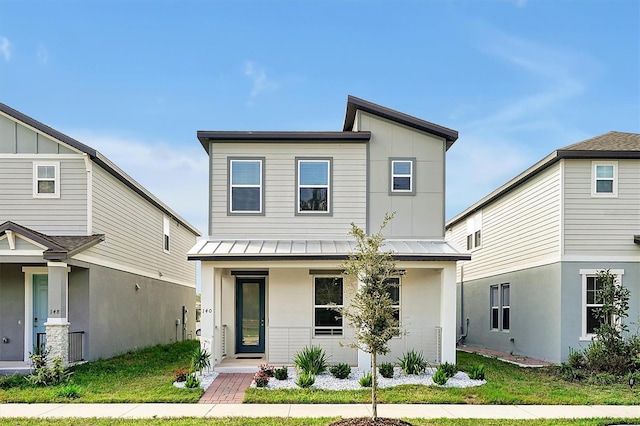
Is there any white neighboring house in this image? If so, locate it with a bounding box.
[189,96,469,369]
[446,132,640,363]
[0,103,199,370]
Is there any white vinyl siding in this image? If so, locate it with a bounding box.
[210,143,366,239]
[449,163,562,282]
[87,166,196,286]
[564,159,640,256]
[0,156,87,235]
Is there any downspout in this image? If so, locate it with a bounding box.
[458,265,467,345]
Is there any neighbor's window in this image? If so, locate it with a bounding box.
[389,158,415,195]
[384,277,401,334]
[466,211,482,250]
[297,158,331,214]
[592,162,617,197]
[163,216,170,252]
[314,276,343,336]
[490,284,509,331]
[229,158,263,213]
[33,162,60,198]
[581,269,624,338]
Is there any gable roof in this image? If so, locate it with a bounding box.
[0,103,200,236]
[0,221,105,260]
[446,131,640,228]
[343,95,459,149]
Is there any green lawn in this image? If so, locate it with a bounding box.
[0,340,203,403]
[244,351,640,405]
[1,418,639,426]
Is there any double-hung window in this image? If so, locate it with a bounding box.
[466,212,482,250]
[384,277,401,334]
[490,284,510,331]
[229,158,264,214]
[33,161,60,198]
[581,269,624,338]
[592,161,617,197]
[163,216,170,252]
[314,276,343,336]
[297,158,331,214]
[389,158,415,195]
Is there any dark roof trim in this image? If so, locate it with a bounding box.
[446,145,640,228]
[343,96,459,148]
[188,254,470,262]
[0,221,105,260]
[197,131,371,153]
[0,103,200,236]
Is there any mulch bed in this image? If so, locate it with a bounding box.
[329,418,412,426]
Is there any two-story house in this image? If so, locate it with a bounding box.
[189,96,469,370]
[0,103,200,370]
[446,132,640,363]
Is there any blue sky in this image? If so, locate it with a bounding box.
[1,0,639,236]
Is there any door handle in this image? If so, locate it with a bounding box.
[261,318,265,327]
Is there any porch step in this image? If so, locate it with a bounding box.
[0,362,31,376]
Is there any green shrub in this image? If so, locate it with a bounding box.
[174,368,188,382]
[294,346,327,375]
[184,372,200,389]
[329,363,351,379]
[56,383,81,399]
[26,356,72,386]
[440,361,458,379]
[432,367,448,385]
[191,346,211,374]
[295,370,315,388]
[467,364,485,380]
[359,372,373,387]
[567,348,586,370]
[0,374,25,390]
[253,370,270,388]
[378,362,395,379]
[555,363,585,382]
[274,366,288,380]
[587,372,617,386]
[397,350,427,375]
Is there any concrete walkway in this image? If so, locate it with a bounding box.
[0,403,638,419]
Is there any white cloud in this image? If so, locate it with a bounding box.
[68,130,210,236]
[0,36,12,61]
[37,43,49,65]
[244,61,279,97]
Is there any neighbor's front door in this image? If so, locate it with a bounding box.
[235,277,265,353]
[32,274,48,352]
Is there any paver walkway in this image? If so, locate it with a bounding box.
[198,373,253,404]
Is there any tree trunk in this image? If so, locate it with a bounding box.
[371,351,377,420]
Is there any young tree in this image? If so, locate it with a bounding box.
[341,213,398,420]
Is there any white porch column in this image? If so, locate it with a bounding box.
[200,264,215,364]
[45,261,70,365]
[356,277,372,372]
[440,263,457,364]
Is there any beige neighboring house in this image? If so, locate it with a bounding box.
[189,96,469,370]
[0,103,199,372]
[446,132,640,363]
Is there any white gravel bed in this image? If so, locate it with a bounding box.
[250,367,486,390]
[173,371,218,391]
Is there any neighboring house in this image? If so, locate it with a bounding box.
[189,96,470,370]
[0,103,200,369]
[445,132,640,363]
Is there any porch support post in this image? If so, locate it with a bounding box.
[356,277,372,372]
[45,261,70,365]
[440,263,457,364]
[200,264,215,365]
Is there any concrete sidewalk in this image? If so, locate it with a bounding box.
[0,403,638,420]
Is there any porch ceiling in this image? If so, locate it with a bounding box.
[188,238,471,262]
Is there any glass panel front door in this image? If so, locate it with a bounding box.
[236,277,265,353]
[33,274,48,352]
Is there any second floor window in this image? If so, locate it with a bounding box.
[297,159,331,214]
[229,159,263,213]
[390,158,415,195]
[163,216,170,252]
[592,162,617,197]
[466,211,482,250]
[33,161,60,198]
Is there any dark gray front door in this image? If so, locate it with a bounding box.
[235,277,265,353]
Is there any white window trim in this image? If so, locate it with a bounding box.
[163,216,170,253]
[33,161,60,199]
[296,158,331,215]
[389,158,416,195]
[579,269,624,340]
[384,277,402,337]
[466,211,483,251]
[229,159,264,214]
[501,284,510,331]
[313,275,343,337]
[591,161,618,198]
[490,283,509,331]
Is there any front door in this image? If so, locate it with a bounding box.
[32,274,48,352]
[235,277,265,353]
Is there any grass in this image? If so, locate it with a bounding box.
[0,340,202,403]
[0,418,639,426]
[244,351,640,405]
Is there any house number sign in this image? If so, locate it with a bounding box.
[49,309,61,315]
[202,308,213,314]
